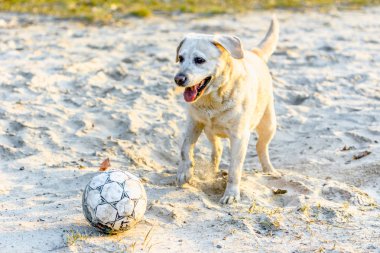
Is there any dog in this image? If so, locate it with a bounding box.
[174,16,280,204]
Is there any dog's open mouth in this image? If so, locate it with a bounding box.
[183,76,212,102]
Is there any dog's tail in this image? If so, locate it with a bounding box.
[253,15,279,63]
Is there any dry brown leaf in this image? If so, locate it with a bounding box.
[353,151,371,160]
[99,158,111,171]
[272,188,287,195]
[341,145,355,151]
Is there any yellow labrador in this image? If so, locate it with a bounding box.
[174,16,280,204]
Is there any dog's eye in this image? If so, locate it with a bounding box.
[178,55,184,63]
[194,57,206,64]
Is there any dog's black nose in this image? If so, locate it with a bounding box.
[174,74,187,86]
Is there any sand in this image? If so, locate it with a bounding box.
[0,7,379,253]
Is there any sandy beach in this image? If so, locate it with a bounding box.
[0,7,379,252]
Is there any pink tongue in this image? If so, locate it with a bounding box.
[184,85,198,102]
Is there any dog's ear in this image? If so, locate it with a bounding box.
[176,38,186,62]
[212,35,244,59]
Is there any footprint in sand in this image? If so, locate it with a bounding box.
[170,167,377,211]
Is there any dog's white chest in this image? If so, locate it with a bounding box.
[189,100,239,138]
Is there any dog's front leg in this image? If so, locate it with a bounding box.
[177,118,204,186]
[220,131,250,204]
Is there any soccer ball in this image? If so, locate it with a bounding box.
[82,170,147,234]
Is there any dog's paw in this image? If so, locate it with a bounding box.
[220,187,240,204]
[176,171,192,186]
[176,164,193,186]
[264,169,282,178]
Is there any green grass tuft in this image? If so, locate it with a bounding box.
[0,0,379,23]
[65,229,88,246]
[130,7,152,17]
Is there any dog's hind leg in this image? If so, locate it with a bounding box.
[255,101,280,176]
[205,131,223,174]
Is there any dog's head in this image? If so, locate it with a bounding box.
[174,34,244,103]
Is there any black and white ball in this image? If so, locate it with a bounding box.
[82,170,147,234]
